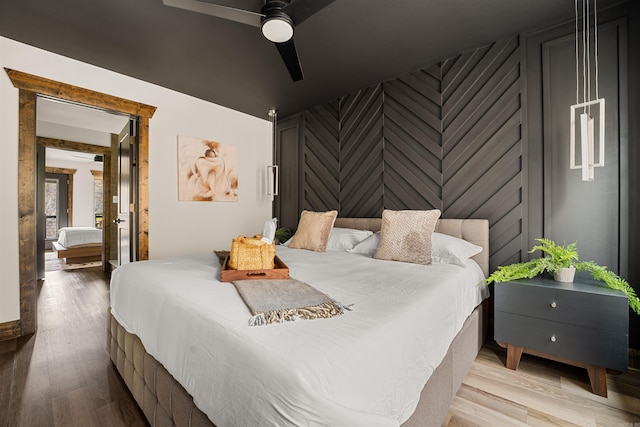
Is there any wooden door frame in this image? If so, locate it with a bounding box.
[3,68,156,340]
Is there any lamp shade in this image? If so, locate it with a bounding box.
[261,16,293,43]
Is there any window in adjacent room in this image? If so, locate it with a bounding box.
[44,178,60,240]
[91,170,104,228]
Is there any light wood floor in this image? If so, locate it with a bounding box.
[446,346,640,426]
[1,267,639,426]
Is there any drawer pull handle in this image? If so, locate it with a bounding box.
[550,335,557,342]
[550,302,557,308]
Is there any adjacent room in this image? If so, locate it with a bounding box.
[1,0,639,426]
[37,97,130,274]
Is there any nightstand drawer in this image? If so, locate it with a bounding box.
[495,311,628,371]
[495,280,628,331]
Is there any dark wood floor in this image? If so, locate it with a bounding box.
[0,266,147,426]
[1,265,639,426]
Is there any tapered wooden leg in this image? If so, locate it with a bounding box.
[506,344,524,370]
[585,364,608,397]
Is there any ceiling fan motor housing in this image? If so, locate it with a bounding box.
[261,1,294,43]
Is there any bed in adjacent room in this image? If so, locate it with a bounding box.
[107,214,490,427]
[52,226,103,263]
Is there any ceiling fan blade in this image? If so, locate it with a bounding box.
[163,0,262,27]
[275,39,304,81]
[282,0,336,25]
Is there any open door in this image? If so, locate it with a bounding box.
[115,120,137,266]
[36,144,46,280]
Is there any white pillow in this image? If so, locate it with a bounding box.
[431,232,482,267]
[347,232,381,256]
[326,227,373,251]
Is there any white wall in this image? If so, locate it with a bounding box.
[46,158,102,227]
[0,37,272,324]
[38,121,114,147]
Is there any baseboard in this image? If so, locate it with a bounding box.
[629,348,640,371]
[0,319,20,341]
[0,337,17,354]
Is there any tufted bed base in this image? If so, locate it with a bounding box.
[106,217,489,426]
[107,300,487,427]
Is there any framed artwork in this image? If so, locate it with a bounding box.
[177,135,238,201]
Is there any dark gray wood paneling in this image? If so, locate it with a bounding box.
[280,6,638,348]
[274,114,302,230]
[302,102,340,212]
[441,36,525,272]
[339,85,384,217]
[383,64,442,211]
[284,35,526,273]
[627,1,640,349]
[542,20,625,275]
[525,8,636,348]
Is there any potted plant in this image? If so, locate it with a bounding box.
[485,238,640,315]
[274,227,293,244]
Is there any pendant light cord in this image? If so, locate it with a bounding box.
[575,0,580,107]
[594,0,599,101]
[576,0,599,114]
[583,0,588,114]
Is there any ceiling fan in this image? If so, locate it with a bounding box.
[162,0,336,81]
[70,152,103,162]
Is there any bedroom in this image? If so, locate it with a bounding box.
[1,0,640,425]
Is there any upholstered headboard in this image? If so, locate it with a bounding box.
[334,217,490,277]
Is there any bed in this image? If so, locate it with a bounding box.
[107,217,490,427]
[52,226,103,263]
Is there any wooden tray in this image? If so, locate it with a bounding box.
[220,256,289,282]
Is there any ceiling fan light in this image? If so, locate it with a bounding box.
[261,17,293,43]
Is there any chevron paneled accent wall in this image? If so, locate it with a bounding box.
[301,101,340,212]
[383,63,442,212]
[339,85,384,217]
[283,35,525,271]
[440,36,525,268]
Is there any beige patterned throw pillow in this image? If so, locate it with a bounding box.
[288,210,338,252]
[375,209,442,264]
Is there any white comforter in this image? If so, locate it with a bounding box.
[57,226,102,247]
[110,247,488,427]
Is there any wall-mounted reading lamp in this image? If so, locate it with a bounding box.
[267,109,279,200]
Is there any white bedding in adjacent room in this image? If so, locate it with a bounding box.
[57,226,102,247]
[109,247,488,427]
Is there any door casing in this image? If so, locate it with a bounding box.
[3,68,156,340]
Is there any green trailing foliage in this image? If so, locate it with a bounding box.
[529,238,578,271]
[274,227,293,244]
[485,238,640,315]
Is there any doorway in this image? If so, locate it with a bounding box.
[35,96,135,276]
[6,68,156,339]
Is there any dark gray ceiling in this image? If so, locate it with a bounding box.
[0,0,624,119]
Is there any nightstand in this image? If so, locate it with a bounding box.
[494,275,628,397]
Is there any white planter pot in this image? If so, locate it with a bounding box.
[554,267,576,283]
